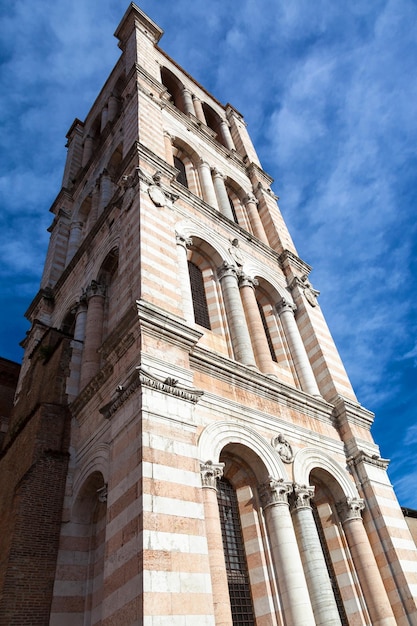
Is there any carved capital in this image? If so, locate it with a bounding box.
[243,193,258,206]
[200,460,224,489]
[336,497,365,523]
[97,484,108,503]
[175,232,193,249]
[291,484,315,511]
[211,167,225,179]
[238,273,258,289]
[85,280,106,300]
[258,478,292,509]
[275,298,296,316]
[217,261,238,282]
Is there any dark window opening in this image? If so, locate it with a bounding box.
[257,302,277,362]
[217,477,256,625]
[174,156,188,188]
[188,261,211,329]
[228,194,239,224]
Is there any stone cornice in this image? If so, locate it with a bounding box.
[99,364,204,419]
[190,345,335,424]
[333,396,375,431]
[279,249,312,277]
[347,450,390,471]
[136,299,203,351]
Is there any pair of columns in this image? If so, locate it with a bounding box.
[70,281,106,392]
[180,87,235,151]
[201,464,396,626]
[176,237,319,395]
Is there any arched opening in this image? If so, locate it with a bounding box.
[174,155,188,188]
[202,102,231,149]
[97,248,119,340]
[160,67,186,113]
[188,260,211,329]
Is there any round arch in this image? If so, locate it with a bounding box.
[198,420,289,482]
[242,258,294,305]
[293,447,359,500]
[72,442,110,504]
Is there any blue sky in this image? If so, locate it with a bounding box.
[1,0,416,507]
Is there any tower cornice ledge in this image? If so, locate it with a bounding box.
[333,396,375,430]
[136,299,203,351]
[279,249,312,278]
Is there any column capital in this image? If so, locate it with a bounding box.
[200,460,224,489]
[290,484,315,512]
[198,158,210,168]
[211,167,225,179]
[336,497,365,523]
[243,193,258,206]
[238,273,259,289]
[258,478,293,509]
[217,261,238,282]
[175,232,193,249]
[275,298,296,316]
[85,280,106,300]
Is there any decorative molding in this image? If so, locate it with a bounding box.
[347,450,390,471]
[97,484,108,503]
[291,484,315,511]
[258,477,293,509]
[272,433,294,463]
[200,460,224,488]
[336,497,365,523]
[99,365,204,420]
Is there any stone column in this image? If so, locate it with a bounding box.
[192,95,207,124]
[107,94,119,123]
[243,194,269,244]
[66,221,83,265]
[67,300,88,398]
[212,169,235,220]
[82,135,94,167]
[175,233,195,324]
[291,485,342,626]
[163,132,175,167]
[238,274,277,375]
[99,169,113,214]
[258,479,316,626]
[218,119,235,151]
[276,300,321,396]
[181,86,195,116]
[197,160,219,209]
[337,498,396,626]
[218,263,257,367]
[100,105,108,132]
[80,281,106,389]
[200,461,233,626]
[90,180,100,225]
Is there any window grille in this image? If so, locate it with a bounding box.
[188,261,211,329]
[217,478,256,625]
[174,156,188,188]
[312,501,349,626]
[228,194,239,224]
[257,301,277,362]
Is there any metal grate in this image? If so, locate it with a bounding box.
[257,301,277,362]
[174,156,188,187]
[228,194,239,224]
[312,501,349,626]
[188,261,211,329]
[217,478,256,625]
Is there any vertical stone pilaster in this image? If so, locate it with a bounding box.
[212,169,235,220]
[291,485,342,626]
[200,462,233,626]
[66,300,88,398]
[276,299,321,396]
[337,498,396,626]
[80,281,106,390]
[217,263,256,367]
[258,479,316,626]
[175,233,195,324]
[163,132,175,167]
[197,160,218,209]
[239,274,277,375]
[99,169,113,214]
[243,194,269,244]
[82,135,94,167]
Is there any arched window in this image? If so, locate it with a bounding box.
[217,477,255,625]
[174,156,188,188]
[188,261,211,329]
[227,194,239,224]
[257,300,277,362]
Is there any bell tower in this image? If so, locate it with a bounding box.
[1,4,416,625]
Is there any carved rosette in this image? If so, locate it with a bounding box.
[336,497,365,523]
[258,478,293,509]
[200,460,224,489]
[291,484,315,512]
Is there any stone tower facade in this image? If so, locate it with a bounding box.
[1,4,416,625]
